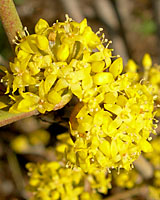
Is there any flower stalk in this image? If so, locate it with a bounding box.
[0,0,23,48]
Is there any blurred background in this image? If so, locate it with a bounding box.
[0,0,160,199]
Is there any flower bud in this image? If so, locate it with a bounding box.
[142,53,152,70]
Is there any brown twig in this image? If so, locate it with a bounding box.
[0,55,8,66]
[0,110,39,127]
[134,155,153,180]
[7,150,25,193]
[0,0,23,48]
[104,185,148,200]
[59,0,84,22]
[93,0,129,63]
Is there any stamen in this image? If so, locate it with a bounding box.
[106,40,112,48]
[24,27,29,36]
[65,14,72,22]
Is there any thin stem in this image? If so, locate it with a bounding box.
[104,185,148,200]
[0,110,39,127]
[0,0,23,48]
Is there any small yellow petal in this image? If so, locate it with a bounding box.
[36,35,49,50]
[141,139,153,152]
[104,104,122,115]
[47,90,62,105]
[99,140,111,157]
[57,44,70,61]
[93,72,114,85]
[39,80,45,98]
[96,150,108,166]
[51,191,60,200]
[44,74,57,94]
[116,95,127,107]
[70,83,82,99]
[88,52,104,62]
[35,18,49,34]
[104,92,117,104]
[91,61,105,73]
[54,79,68,91]
[17,50,30,60]
[80,18,87,34]
[111,140,118,158]
[22,72,34,84]
[109,57,123,78]
[108,117,122,132]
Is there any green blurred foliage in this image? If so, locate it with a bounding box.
[0,21,12,60]
[137,18,157,36]
[14,0,24,5]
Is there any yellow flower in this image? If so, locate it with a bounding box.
[124,59,139,82]
[68,72,155,172]
[0,65,13,94]
[26,158,111,200]
[113,169,139,189]
[125,54,160,117]
[10,77,72,113]
[11,135,30,153]
[0,16,112,113]
[0,17,156,177]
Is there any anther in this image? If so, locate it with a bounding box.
[24,27,29,36]
[106,40,112,48]
[148,136,152,141]
[95,108,99,112]
[12,39,19,45]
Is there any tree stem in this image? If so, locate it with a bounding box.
[0,0,23,48]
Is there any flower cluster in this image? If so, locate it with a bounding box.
[149,170,160,200]
[145,137,160,169]
[0,16,156,174]
[0,15,115,113]
[144,137,160,200]
[56,133,112,192]
[69,72,155,172]
[125,53,160,116]
[113,169,139,189]
[111,136,160,198]
[11,129,50,153]
[26,160,111,200]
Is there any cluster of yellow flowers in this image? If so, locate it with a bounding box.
[0,15,114,113]
[11,130,111,200]
[26,160,111,200]
[112,136,160,197]
[69,77,155,172]
[145,137,160,200]
[126,53,160,116]
[11,129,50,153]
[113,169,139,189]
[0,16,156,182]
